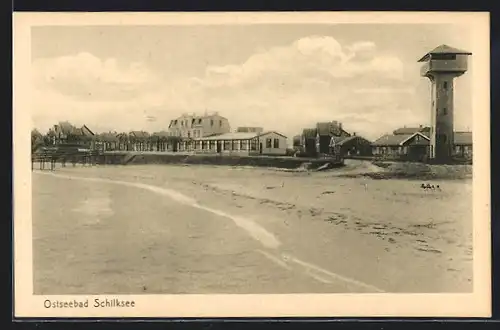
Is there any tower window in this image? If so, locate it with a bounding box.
[432,54,456,60]
[443,81,448,90]
[443,108,448,115]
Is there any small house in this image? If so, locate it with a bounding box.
[48,122,95,149]
[372,131,430,161]
[453,131,473,160]
[331,134,373,157]
[315,121,351,155]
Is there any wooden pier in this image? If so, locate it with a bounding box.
[31,148,102,171]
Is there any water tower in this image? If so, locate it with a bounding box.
[418,44,472,163]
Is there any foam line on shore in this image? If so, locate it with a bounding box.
[35,171,281,249]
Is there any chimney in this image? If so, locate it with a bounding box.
[419,124,423,128]
[339,122,343,130]
[353,132,356,136]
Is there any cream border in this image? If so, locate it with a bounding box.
[13,11,491,318]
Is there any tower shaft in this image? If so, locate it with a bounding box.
[427,73,459,162]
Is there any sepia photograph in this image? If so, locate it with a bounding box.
[13,12,490,318]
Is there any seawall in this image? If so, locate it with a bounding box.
[97,152,344,170]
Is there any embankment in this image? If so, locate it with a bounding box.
[97,152,344,170]
[346,161,473,180]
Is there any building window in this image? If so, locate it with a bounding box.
[224,140,231,150]
[198,118,202,124]
[266,138,272,148]
[443,108,447,115]
[210,119,214,127]
[187,131,191,138]
[219,120,222,126]
[443,81,448,90]
[432,54,456,60]
[250,139,257,150]
[273,138,279,148]
[241,140,248,150]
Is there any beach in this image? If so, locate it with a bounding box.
[32,160,473,294]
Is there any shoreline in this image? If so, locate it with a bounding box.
[33,151,473,181]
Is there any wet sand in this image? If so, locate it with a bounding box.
[32,160,473,294]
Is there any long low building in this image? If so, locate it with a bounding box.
[177,131,288,156]
[372,130,472,161]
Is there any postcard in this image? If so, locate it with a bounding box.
[13,11,491,318]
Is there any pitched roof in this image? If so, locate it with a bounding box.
[153,131,170,138]
[393,126,430,135]
[81,124,95,136]
[372,134,412,146]
[331,136,349,145]
[330,135,371,146]
[454,131,472,145]
[196,132,259,141]
[97,132,119,142]
[418,44,472,62]
[174,112,228,121]
[129,131,150,138]
[259,131,288,139]
[373,131,471,146]
[195,131,287,141]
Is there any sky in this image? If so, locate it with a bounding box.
[30,24,474,140]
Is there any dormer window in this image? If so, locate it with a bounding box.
[443,81,448,90]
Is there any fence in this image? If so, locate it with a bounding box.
[31,150,102,171]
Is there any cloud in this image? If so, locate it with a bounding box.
[32,52,158,101]
[31,36,425,140]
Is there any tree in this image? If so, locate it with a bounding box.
[31,129,44,153]
[166,136,182,152]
